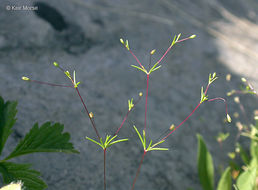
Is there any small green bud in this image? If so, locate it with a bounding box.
[212,72,216,78]
[53,62,59,67]
[120,38,124,44]
[125,40,130,50]
[22,76,30,81]
[226,114,232,123]
[241,77,247,82]
[139,92,143,97]
[150,49,156,55]
[189,34,196,39]
[228,152,236,159]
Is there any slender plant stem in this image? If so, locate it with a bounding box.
[128,49,145,70]
[156,37,191,66]
[144,74,149,132]
[104,149,106,190]
[75,88,100,139]
[131,151,147,190]
[114,96,142,136]
[162,102,201,141]
[30,80,73,88]
[208,97,228,114]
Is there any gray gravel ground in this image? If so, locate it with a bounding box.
[0,0,258,189]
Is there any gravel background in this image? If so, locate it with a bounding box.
[0,0,258,189]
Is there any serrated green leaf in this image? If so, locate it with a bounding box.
[0,162,47,190]
[236,167,256,190]
[0,96,18,155]
[197,134,214,190]
[217,167,231,190]
[5,122,79,160]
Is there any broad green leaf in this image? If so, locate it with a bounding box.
[217,167,231,190]
[5,122,79,160]
[236,167,256,190]
[197,134,214,190]
[236,143,250,165]
[0,96,18,155]
[0,162,47,190]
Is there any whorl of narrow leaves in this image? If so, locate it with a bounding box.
[0,97,17,155]
[0,162,47,190]
[4,122,79,160]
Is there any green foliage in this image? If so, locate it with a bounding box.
[0,162,47,190]
[128,98,134,111]
[236,166,256,190]
[217,167,231,190]
[0,96,78,189]
[0,97,17,155]
[86,135,128,150]
[197,134,214,190]
[4,122,79,161]
[134,126,168,152]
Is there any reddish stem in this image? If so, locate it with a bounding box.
[104,149,106,190]
[131,151,147,190]
[30,80,73,88]
[156,37,191,66]
[144,74,149,132]
[114,96,142,136]
[128,49,145,70]
[208,97,228,114]
[75,88,100,139]
[162,102,201,141]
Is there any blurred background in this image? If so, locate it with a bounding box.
[0,0,258,189]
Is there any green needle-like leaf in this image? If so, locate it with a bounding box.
[107,135,117,145]
[0,162,47,190]
[151,140,165,148]
[104,135,111,146]
[5,122,79,160]
[149,147,169,151]
[171,35,177,47]
[86,137,104,149]
[147,140,153,150]
[107,139,128,147]
[0,96,17,155]
[131,65,147,74]
[133,126,144,148]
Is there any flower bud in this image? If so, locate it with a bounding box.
[53,62,59,67]
[22,76,30,81]
[226,114,232,123]
[241,77,247,82]
[120,38,124,44]
[169,124,175,131]
[89,112,94,118]
[189,34,196,39]
[139,92,143,97]
[150,49,156,55]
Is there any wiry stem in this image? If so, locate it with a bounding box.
[75,88,100,139]
[160,84,211,141]
[156,36,192,66]
[128,49,145,70]
[104,149,106,190]
[144,74,150,132]
[208,97,228,114]
[30,80,73,88]
[114,95,142,136]
[161,102,201,141]
[131,151,147,190]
